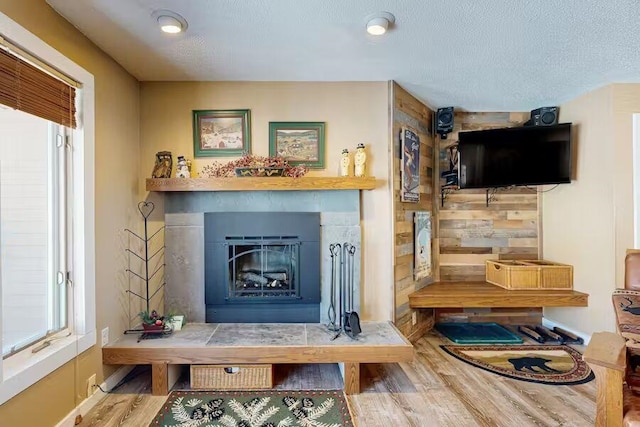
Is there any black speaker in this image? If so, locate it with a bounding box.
[436,107,454,139]
[527,106,558,126]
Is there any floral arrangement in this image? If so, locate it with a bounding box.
[200,154,308,178]
[139,310,173,330]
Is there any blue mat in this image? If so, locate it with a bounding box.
[435,322,523,344]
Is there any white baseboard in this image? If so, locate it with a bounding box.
[542,317,591,345]
[55,365,135,427]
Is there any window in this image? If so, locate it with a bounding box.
[0,11,95,405]
[0,109,70,357]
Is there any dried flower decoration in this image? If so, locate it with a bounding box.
[200,153,308,178]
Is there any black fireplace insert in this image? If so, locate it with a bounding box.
[204,212,320,322]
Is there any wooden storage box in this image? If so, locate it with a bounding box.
[190,364,273,390]
[485,260,573,290]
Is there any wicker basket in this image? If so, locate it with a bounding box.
[486,260,573,290]
[190,364,273,390]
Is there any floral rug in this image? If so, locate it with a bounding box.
[440,344,594,385]
[149,390,354,427]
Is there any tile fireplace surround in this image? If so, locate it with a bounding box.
[163,190,362,324]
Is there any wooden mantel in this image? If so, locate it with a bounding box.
[146,176,378,192]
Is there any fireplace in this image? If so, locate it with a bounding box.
[204,212,320,323]
[163,190,361,324]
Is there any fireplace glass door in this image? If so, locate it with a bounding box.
[227,238,300,301]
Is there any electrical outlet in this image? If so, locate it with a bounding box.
[101,327,109,347]
[411,312,417,325]
[86,374,96,398]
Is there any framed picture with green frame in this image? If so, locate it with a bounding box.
[193,109,251,157]
[269,122,325,169]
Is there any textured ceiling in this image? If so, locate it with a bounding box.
[45,0,640,111]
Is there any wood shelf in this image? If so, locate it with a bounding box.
[409,281,589,308]
[146,176,378,192]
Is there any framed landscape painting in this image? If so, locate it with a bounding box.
[193,109,251,157]
[269,122,325,168]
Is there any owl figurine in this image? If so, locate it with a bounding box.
[152,151,172,178]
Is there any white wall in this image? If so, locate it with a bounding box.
[611,84,640,284]
[634,114,640,248]
[543,85,616,335]
[544,83,640,335]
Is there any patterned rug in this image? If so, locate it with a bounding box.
[150,390,354,427]
[440,344,594,385]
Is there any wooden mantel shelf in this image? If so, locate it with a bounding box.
[146,176,378,192]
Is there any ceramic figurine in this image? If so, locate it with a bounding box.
[152,151,172,178]
[354,143,367,177]
[176,156,190,178]
[339,148,351,176]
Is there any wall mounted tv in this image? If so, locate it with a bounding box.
[458,123,572,189]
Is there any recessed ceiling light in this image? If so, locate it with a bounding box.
[365,12,395,36]
[152,10,188,34]
[158,16,182,33]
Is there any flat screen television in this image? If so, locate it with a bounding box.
[457,123,573,189]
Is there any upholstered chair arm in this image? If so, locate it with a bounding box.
[584,332,626,426]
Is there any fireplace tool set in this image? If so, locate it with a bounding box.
[328,243,362,340]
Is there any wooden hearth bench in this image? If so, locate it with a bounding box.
[102,321,413,396]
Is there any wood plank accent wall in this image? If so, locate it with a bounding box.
[392,82,435,340]
[437,112,539,282]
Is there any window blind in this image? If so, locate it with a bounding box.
[0,48,76,128]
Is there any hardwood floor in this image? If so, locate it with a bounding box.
[82,332,596,426]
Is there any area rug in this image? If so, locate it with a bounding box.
[149,390,354,427]
[435,322,523,344]
[440,344,594,385]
